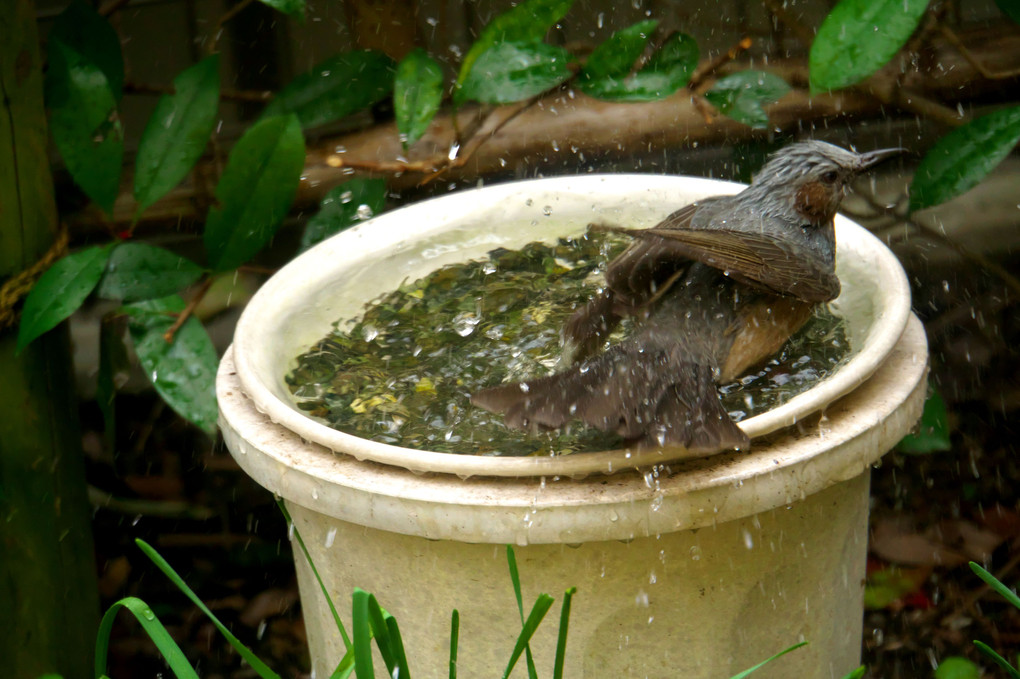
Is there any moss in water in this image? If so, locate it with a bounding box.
[285,231,850,456]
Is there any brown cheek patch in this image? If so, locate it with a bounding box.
[795,181,834,221]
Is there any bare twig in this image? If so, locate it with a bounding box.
[163,277,214,344]
[939,24,1020,80]
[208,0,257,55]
[124,81,273,103]
[688,37,754,93]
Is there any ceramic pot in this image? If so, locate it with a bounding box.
[217,175,927,678]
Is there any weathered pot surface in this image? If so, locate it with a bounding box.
[229,174,912,478]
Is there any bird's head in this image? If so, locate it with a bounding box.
[749,140,903,225]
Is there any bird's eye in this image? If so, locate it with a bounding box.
[821,170,839,184]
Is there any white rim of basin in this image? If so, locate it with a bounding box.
[231,174,911,478]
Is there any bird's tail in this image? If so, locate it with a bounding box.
[471,347,749,454]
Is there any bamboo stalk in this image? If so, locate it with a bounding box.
[0,2,100,677]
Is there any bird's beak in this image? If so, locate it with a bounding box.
[857,147,905,171]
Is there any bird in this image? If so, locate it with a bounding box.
[470,140,903,454]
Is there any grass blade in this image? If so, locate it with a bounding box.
[278,500,352,649]
[505,546,539,678]
[970,561,1020,610]
[385,615,411,679]
[134,539,281,679]
[330,650,356,679]
[974,641,1020,678]
[449,609,460,679]
[502,594,555,679]
[352,589,375,679]
[95,596,199,679]
[728,641,808,679]
[840,666,867,679]
[365,593,396,676]
[553,587,576,679]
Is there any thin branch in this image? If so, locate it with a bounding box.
[162,277,214,344]
[124,81,273,103]
[939,24,1020,80]
[208,0,257,55]
[688,37,754,93]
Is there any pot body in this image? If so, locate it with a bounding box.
[287,473,869,679]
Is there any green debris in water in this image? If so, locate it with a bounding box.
[285,231,851,456]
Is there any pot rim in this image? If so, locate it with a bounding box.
[229,174,912,477]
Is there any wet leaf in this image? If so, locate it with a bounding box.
[705,70,790,129]
[394,48,443,149]
[456,0,574,94]
[898,388,951,453]
[301,178,387,251]
[45,36,124,215]
[579,20,659,82]
[96,242,205,302]
[909,106,1020,212]
[134,55,220,215]
[48,0,124,100]
[935,656,980,679]
[257,0,305,19]
[123,296,218,433]
[17,245,113,353]
[262,50,394,129]
[864,565,929,609]
[204,114,305,271]
[996,0,1020,24]
[580,31,698,101]
[458,42,573,105]
[809,0,931,93]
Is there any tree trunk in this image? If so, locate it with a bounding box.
[0,1,100,677]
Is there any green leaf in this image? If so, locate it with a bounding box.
[134,55,221,215]
[579,31,698,101]
[134,539,282,678]
[449,609,460,679]
[728,641,808,678]
[579,20,659,82]
[458,42,573,105]
[935,656,981,679]
[552,587,576,679]
[501,594,555,679]
[705,70,790,129]
[395,48,444,149]
[45,36,124,215]
[970,561,1020,610]
[258,0,305,19]
[974,641,1020,678]
[17,245,112,353]
[352,589,375,679]
[456,0,575,91]
[123,296,218,433]
[262,50,395,129]
[204,114,305,271]
[97,242,205,302]
[49,0,124,100]
[909,106,1020,212]
[809,0,931,93]
[94,596,199,679]
[301,178,387,251]
[898,388,951,454]
[839,667,867,679]
[996,0,1020,24]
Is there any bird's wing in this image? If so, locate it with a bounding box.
[594,203,701,310]
[602,221,840,303]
